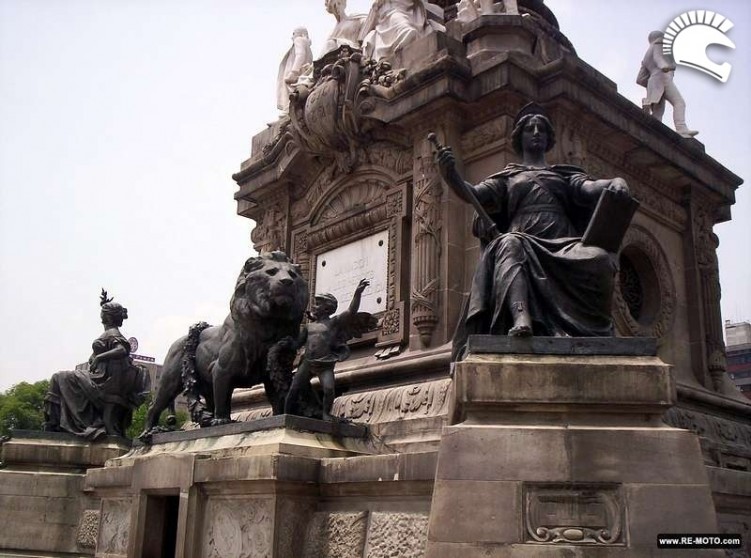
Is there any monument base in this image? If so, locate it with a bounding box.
[0,431,131,558]
[84,415,435,558]
[426,337,725,557]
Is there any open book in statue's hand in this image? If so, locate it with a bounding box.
[582,188,640,253]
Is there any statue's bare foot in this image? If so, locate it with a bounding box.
[209,417,233,427]
[509,324,532,337]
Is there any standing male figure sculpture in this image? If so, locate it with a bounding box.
[637,30,698,138]
[434,104,636,360]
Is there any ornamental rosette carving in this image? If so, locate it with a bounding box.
[612,225,676,341]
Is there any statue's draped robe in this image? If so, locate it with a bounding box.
[360,0,430,60]
[453,164,616,358]
[45,330,150,439]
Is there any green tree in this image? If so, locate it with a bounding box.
[0,380,50,436]
[126,394,188,439]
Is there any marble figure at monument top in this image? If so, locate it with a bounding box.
[321,0,367,57]
[359,0,445,62]
[276,27,313,113]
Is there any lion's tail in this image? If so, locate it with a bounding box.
[181,321,211,423]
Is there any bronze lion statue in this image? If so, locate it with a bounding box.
[140,252,308,439]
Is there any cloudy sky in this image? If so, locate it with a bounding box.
[1,0,749,391]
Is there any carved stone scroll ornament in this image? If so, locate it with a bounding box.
[411,151,443,346]
[525,485,623,545]
[287,47,405,173]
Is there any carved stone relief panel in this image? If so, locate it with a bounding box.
[664,407,751,470]
[693,199,727,385]
[202,497,273,558]
[365,512,429,558]
[250,191,289,253]
[97,498,132,557]
[612,225,676,341]
[411,149,443,346]
[302,511,368,558]
[332,379,451,423]
[524,484,624,545]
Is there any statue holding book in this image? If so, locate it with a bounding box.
[432,103,638,360]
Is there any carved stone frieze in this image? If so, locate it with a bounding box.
[460,116,510,156]
[203,497,273,558]
[302,511,368,558]
[664,407,751,469]
[612,225,676,340]
[76,509,100,550]
[585,150,685,231]
[361,142,412,176]
[524,484,624,545]
[411,152,443,346]
[332,379,451,423]
[98,499,132,557]
[232,407,273,422]
[365,512,429,558]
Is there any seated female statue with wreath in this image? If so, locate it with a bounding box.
[44,290,150,440]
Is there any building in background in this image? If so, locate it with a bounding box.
[726,320,751,399]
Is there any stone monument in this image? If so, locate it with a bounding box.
[70,1,750,556]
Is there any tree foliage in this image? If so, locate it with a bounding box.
[126,394,188,439]
[0,380,50,436]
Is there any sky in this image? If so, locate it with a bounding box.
[0,0,749,392]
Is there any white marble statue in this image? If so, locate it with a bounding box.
[637,30,698,138]
[457,0,518,22]
[359,0,445,62]
[277,27,313,112]
[321,0,367,57]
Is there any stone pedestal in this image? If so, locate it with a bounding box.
[84,415,377,558]
[426,337,724,557]
[0,431,131,558]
